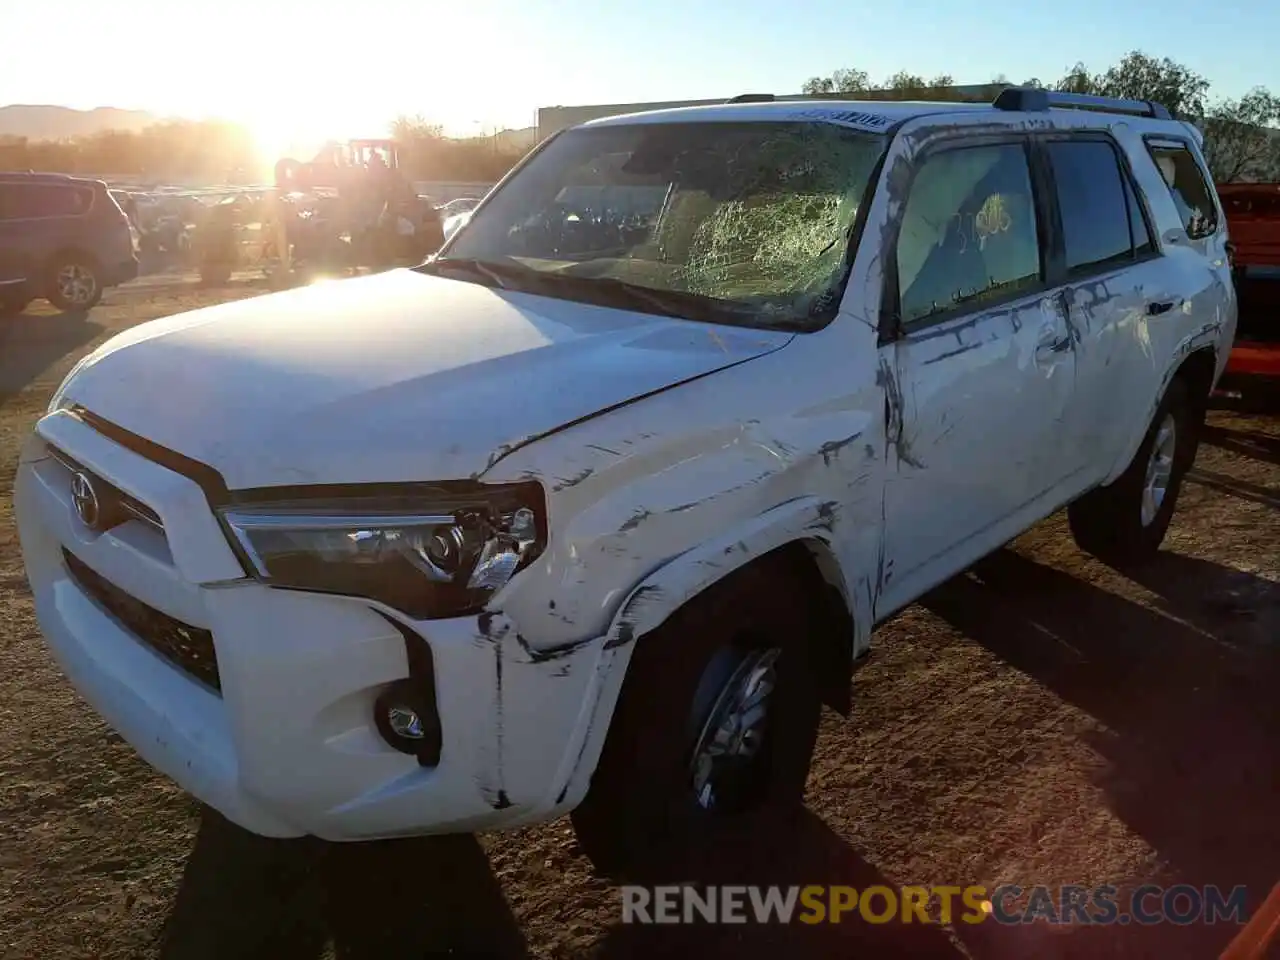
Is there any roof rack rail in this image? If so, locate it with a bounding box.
[726,93,775,104]
[993,86,1172,121]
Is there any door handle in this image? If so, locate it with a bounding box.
[1147,299,1178,316]
[1035,290,1074,361]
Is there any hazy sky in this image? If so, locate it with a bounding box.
[3,0,1275,152]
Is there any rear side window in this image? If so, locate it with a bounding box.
[1146,143,1217,239]
[896,143,1042,325]
[4,184,94,219]
[1045,140,1135,274]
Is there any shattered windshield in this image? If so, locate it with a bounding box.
[434,121,887,331]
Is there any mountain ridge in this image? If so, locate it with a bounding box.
[0,104,161,140]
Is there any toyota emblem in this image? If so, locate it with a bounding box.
[70,471,101,530]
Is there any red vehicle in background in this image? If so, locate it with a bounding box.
[1218,182,1280,399]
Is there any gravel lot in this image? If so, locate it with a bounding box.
[1,280,1277,959]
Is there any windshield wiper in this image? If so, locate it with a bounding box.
[536,273,719,321]
[420,257,805,330]
[513,271,776,326]
[416,257,523,289]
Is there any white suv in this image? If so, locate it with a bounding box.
[16,89,1235,870]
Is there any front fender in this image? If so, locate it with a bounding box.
[541,496,853,817]
[598,495,841,649]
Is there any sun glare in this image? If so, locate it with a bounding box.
[240,103,380,172]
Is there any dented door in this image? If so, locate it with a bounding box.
[871,136,1078,613]
[880,291,1075,607]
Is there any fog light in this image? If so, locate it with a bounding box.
[374,679,441,764]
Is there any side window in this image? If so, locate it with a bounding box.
[1046,140,1135,274]
[896,142,1041,326]
[1146,143,1217,239]
[1124,174,1154,256]
[4,184,91,219]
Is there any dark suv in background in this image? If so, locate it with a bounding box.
[0,173,138,316]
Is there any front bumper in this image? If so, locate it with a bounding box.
[15,412,610,840]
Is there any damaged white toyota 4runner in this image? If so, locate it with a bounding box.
[17,89,1235,869]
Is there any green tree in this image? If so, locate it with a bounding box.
[1054,62,1099,95]
[1200,88,1280,182]
[796,54,1280,183]
[1049,52,1209,117]
[800,66,956,100]
[879,71,955,100]
[1094,51,1209,118]
[801,67,870,95]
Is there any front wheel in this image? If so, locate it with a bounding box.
[45,256,102,312]
[1068,378,1198,565]
[571,555,824,876]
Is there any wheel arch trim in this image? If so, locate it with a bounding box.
[1103,336,1220,486]
[545,496,864,816]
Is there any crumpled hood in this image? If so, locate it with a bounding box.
[62,269,792,490]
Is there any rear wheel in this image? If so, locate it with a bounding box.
[1068,378,1199,565]
[45,255,102,311]
[571,554,825,876]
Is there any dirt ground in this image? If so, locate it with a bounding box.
[1,280,1277,959]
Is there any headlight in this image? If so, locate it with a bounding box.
[220,483,546,618]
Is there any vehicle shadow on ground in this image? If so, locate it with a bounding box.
[589,808,968,959]
[1201,420,1280,468]
[1186,466,1280,510]
[921,547,1280,958]
[158,809,530,959]
[0,309,100,402]
[160,807,966,960]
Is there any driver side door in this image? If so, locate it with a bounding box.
[0,185,33,293]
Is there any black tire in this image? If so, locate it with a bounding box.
[571,553,825,877]
[1068,377,1199,565]
[45,254,102,312]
